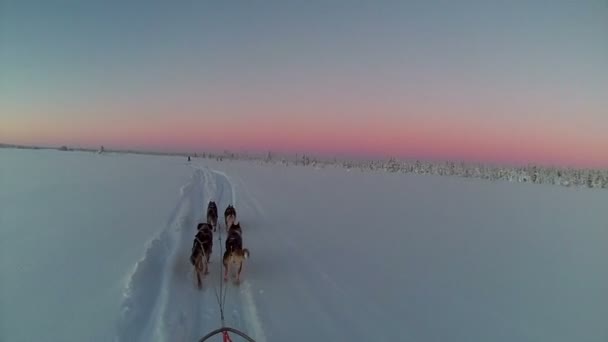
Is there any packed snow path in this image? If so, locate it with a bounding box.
[116,166,266,342]
[115,164,409,342]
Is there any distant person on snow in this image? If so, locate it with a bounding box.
[188,156,191,162]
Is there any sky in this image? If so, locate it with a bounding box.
[1,0,607,167]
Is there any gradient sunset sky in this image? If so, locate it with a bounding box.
[1,1,607,167]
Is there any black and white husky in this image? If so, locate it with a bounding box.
[224,205,237,231]
[206,201,218,231]
[190,223,213,289]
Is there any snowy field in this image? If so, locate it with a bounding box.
[1,148,607,342]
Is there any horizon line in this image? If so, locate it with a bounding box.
[2,141,606,172]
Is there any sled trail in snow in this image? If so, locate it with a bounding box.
[115,167,265,342]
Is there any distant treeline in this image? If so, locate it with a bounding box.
[3,143,605,189]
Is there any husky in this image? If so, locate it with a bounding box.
[190,223,213,289]
[206,201,218,231]
[224,205,237,231]
[223,222,249,284]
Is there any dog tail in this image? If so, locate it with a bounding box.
[243,248,250,259]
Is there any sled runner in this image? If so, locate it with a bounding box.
[198,326,256,342]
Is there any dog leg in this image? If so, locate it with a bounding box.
[205,254,210,274]
[235,261,243,284]
[195,261,202,289]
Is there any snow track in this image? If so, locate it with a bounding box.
[115,167,265,342]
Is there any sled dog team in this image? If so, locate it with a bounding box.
[190,201,250,289]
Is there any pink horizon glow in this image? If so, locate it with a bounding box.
[3,1,607,170]
[4,114,607,169]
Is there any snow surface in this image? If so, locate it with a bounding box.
[1,148,607,342]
